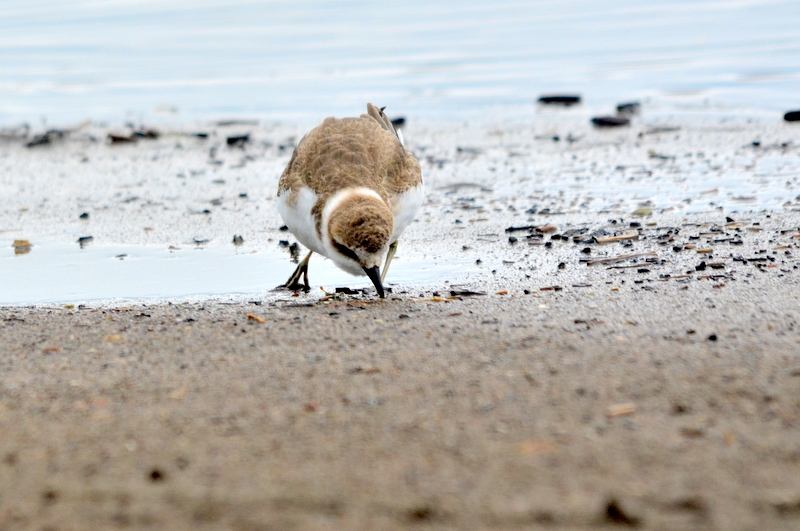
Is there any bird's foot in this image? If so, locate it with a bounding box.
[279,279,310,293]
[278,251,312,292]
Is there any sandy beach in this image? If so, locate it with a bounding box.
[2,114,800,529]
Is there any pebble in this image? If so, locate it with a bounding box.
[616,101,641,115]
[591,116,630,128]
[784,110,800,122]
[537,95,581,106]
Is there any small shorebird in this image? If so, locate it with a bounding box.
[277,104,423,297]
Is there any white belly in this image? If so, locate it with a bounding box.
[390,184,424,243]
[276,186,326,255]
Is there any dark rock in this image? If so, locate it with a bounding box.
[616,102,641,115]
[605,498,641,526]
[505,225,538,233]
[591,116,630,128]
[784,110,800,122]
[26,129,64,148]
[538,95,581,106]
[335,287,360,294]
[133,129,159,139]
[226,134,250,147]
[450,290,487,297]
[108,133,136,144]
[288,242,300,261]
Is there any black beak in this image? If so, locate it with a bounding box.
[363,265,385,298]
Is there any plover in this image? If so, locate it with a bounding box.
[277,104,423,297]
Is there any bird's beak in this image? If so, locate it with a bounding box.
[363,265,385,298]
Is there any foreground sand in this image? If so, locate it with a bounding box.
[2,273,800,529]
[2,114,800,529]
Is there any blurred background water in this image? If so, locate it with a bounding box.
[1,0,798,125]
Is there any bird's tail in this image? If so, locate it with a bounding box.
[363,103,403,145]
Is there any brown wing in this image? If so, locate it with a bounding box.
[277,104,421,203]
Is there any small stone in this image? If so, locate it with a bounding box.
[616,101,641,115]
[592,116,630,128]
[226,134,250,146]
[606,403,636,417]
[784,110,800,122]
[538,94,581,106]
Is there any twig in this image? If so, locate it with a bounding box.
[595,233,639,244]
[587,251,657,266]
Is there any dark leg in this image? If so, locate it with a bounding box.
[283,251,312,291]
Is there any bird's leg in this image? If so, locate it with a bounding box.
[381,240,399,283]
[283,251,312,291]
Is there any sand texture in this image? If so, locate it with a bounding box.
[2,114,800,529]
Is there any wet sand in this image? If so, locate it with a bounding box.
[2,115,800,529]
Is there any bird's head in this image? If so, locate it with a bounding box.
[322,188,393,297]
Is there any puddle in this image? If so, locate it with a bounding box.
[1,240,472,305]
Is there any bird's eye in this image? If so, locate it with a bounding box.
[332,241,359,262]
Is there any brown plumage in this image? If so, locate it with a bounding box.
[327,195,393,255]
[278,104,422,235]
[276,104,424,297]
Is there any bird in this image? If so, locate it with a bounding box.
[276,103,423,298]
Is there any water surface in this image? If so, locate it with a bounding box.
[1,0,798,124]
[2,239,472,304]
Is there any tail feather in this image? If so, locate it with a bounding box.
[362,103,401,144]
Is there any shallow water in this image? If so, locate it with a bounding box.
[1,0,798,124]
[1,239,473,305]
